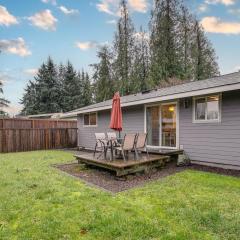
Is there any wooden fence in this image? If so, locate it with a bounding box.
[0,118,78,153]
[0,118,77,129]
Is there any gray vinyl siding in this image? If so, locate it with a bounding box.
[179,90,240,167]
[78,105,144,149]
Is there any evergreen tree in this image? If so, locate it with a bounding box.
[20,81,37,115]
[113,0,135,95]
[81,71,92,106]
[178,6,195,80]
[21,57,94,114]
[93,46,115,102]
[20,0,220,115]
[192,20,219,80]
[149,0,219,85]
[131,27,150,93]
[21,57,62,114]
[36,57,61,113]
[58,63,66,110]
[149,0,181,85]
[0,80,10,116]
[61,61,82,112]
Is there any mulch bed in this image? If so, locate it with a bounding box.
[54,160,239,193]
[54,161,187,193]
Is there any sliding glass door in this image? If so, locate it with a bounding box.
[146,103,177,148]
[146,106,160,146]
[161,104,177,148]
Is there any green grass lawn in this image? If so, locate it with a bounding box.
[0,151,239,240]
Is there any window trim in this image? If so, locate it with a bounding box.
[83,112,98,127]
[192,94,222,123]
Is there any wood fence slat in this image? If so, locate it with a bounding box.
[0,118,77,129]
[0,118,78,153]
[0,128,77,153]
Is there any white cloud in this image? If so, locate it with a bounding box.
[41,0,57,6]
[229,8,240,15]
[96,0,115,15]
[0,5,18,26]
[24,68,38,76]
[59,5,79,15]
[0,37,31,57]
[0,72,11,84]
[106,19,116,24]
[28,9,57,31]
[96,0,148,16]
[128,0,148,13]
[205,0,235,5]
[201,16,240,34]
[3,104,22,116]
[233,65,240,71]
[75,41,97,50]
[198,4,208,12]
[75,41,109,50]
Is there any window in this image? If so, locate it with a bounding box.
[194,95,220,122]
[195,98,206,120]
[83,113,97,126]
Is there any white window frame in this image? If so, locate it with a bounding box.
[193,94,222,123]
[83,112,98,127]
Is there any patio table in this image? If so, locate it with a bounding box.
[107,138,122,161]
[117,137,124,143]
[107,139,114,161]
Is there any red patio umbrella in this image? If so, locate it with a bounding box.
[109,92,122,136]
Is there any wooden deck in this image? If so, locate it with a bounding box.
[75,151,173,176]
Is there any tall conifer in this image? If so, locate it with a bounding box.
[131,27,150,93]
[93,46,115,102]
[0,80,10,116]
[149,0,181,84]
[192,20,219,80]
[113,0,135,95]
[61,61,82,111]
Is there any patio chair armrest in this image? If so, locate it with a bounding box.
[98,139,107,148]
[113,140,121,147]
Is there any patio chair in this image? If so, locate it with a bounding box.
[107,132,121,147]
[93,133,108,159]
[114,133,137,161]
[135,133,149,160]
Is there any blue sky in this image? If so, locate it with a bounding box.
[0,0,240,115]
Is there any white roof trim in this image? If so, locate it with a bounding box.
[63,82,240,117]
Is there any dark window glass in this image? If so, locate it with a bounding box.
[195,98,206,120]
[207,96,219,120]
[84,114,89,125]
[90,113,97,125]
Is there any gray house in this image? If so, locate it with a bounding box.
[65,72,240,170]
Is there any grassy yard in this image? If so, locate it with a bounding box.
[0,151,239,240]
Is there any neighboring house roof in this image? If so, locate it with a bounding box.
[64,71,240,117]
[26,112,76,120]
[26,113,60,118]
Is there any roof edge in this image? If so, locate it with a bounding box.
[62,81,240,117]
